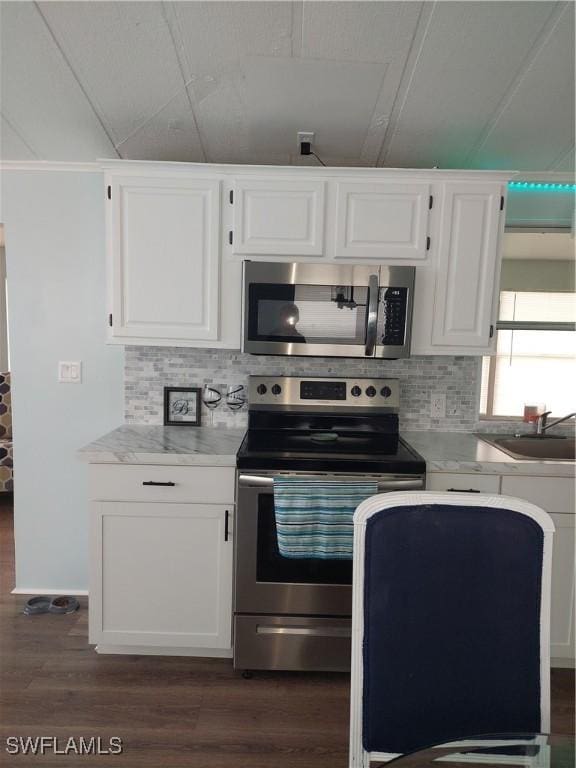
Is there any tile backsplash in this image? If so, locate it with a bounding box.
[125,347,482,432]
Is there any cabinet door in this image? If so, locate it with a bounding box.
[335,182,431,261]
[431,183,503,349]
[90,502,233,650]
[109,175,220,341]
[233,179,325,256]
[549,513,575,663]
[501,475,575,666]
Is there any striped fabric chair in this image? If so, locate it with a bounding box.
[349,491,554,767]
[0,372,13,492]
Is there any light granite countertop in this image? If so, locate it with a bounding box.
[404,431,575,477]
[78,425,245,466]
[78,425,574,477]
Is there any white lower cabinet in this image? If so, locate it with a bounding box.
[427,471,575,667]
[501,475,575,666]
[426,472,501,494]
[89,465,234,656]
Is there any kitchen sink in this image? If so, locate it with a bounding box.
[477,434,575,461]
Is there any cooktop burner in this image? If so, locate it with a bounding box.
[236,376,425,475]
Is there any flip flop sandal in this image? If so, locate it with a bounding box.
[23,596,51,615]
[49,596,80,614]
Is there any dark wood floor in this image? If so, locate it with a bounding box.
[0,496,573,768]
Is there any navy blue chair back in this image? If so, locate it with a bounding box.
[349,492,554,767]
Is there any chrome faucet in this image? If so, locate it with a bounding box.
[534,411,576,435]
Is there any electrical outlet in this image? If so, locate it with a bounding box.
[297,131,315,152]
[58,361,82,383]
[430,393,446,418]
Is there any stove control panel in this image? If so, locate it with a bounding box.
[248,376,399,411]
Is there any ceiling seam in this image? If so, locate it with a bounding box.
[32,1,120,158]
[359,64,391,167]
[463,1,571,165]
[376,1,435,167]
[160,1,208,163]
[114,79,199,152]
[291,1,303,58]
[1,111,40,159]
[548,144,575,172]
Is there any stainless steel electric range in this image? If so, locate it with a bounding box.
[234,375,426,674]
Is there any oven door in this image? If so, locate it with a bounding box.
[243,262,379,358]
[235,472,425,617]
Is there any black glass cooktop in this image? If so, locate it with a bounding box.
[236,429,425,474]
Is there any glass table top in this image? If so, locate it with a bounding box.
[384,733,575,768]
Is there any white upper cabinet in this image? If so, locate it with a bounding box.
[106,172,241,348]
[429,182,504,351]
[102,162,509,353]
[232,179,326,256]
[335,182,431,261]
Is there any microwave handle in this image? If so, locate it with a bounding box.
[365,274,379,357]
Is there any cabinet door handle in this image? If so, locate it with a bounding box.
[224,510,230,541]
[142,481,176,487]
[446,488,481,493]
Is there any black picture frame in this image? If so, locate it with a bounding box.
[163,387,202,427]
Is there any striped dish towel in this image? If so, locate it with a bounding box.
[273,477,378,559]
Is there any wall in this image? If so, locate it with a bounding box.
[1,170,123,592]
[125,347,481,432]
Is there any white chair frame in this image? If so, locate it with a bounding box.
[349,491,555,768]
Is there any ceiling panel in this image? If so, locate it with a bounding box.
[383,1,555,169]
[552,147,575,172]
[471,4,575,171]
[0,115,37,161]
[300,1,422,163]
[164,1,294,162]
[37,1,193,149]
[0,1,573,171]
[239,55,388,161]
[116,91,204,163]
[0,2,114,160]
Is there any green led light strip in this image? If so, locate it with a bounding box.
[508,181,576,191]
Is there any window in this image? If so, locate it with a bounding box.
[480,291,576,418]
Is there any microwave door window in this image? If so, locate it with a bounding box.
[248,284,369,345]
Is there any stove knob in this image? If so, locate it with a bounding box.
[256,384,267,395]
[351,385,362,397]
[271,384,282,396]
[380,386,392,399]
[365,386,376,398]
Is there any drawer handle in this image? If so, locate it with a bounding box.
[446,488,481,493]
[142,481,176,487]
[256,625,351,638]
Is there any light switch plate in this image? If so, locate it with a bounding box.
[430,393,446,418]
[58,361,82,383]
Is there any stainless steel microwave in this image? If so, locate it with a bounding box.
[243,262,415,359]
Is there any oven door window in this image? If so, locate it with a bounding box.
[256,493,352,585]
[247,283,368,346]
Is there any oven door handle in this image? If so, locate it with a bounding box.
[238,475,424,491]
[365,273,379,357]
[256,625,351,638]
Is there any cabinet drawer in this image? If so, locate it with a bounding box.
[501,476,574,514]
[88,464,235,503]
[427,472,500,494]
